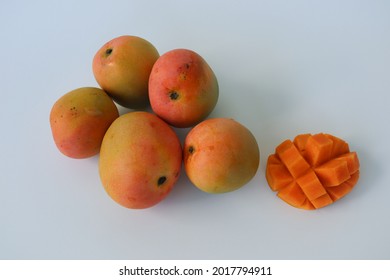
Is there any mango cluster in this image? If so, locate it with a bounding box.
[50,35,260,209]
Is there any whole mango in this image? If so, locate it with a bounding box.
[149,49,219,128]
[99,111,182,209]
[184,118,260,193]
[50,87,119,159]
[92,35,160,109]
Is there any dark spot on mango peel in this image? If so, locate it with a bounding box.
[105,48,113,56]
[188,146,194,154]
[169,91,179,100]
[157,176,167,186]
[70,106,78,117]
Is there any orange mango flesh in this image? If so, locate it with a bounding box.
[311,193,334,209]
[296,170,328,201]
[266,155,293,191]
[305,133,333,167]
[335,152,359,174]
[327,171,360,201]
[314,159,351,187]
[325,134,350,158]
[300,199,315,210]
[266,133,360,210]
[277,182,306,208]
[293,133,311,151]
[276,140,311,179]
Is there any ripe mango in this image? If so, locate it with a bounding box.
[184,118,260,193]
[50,87,119,159]
[149,49,219,128]
[92,35,159,109]
[99,111,182,209]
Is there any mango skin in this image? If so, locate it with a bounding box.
[99,111,182,209]
[149,48,219,128]
[50,87,119,159]
[92,35,159,109]
[184,118,260,193]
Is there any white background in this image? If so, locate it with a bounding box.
[1,0,389,259]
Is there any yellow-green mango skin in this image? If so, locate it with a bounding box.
[99,111,182,209]
[50,87,119,159]
[92,35,159,109]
